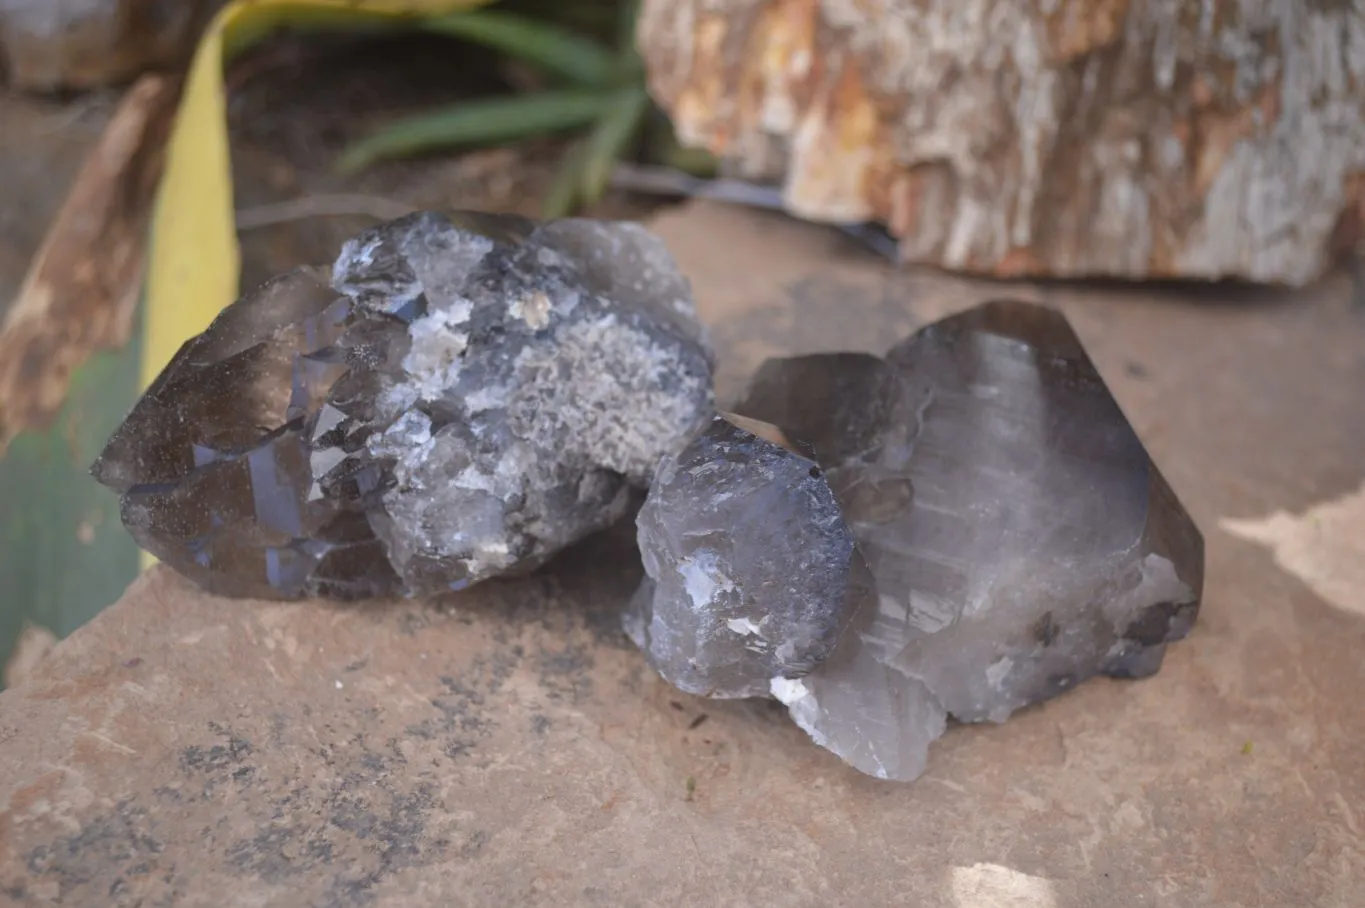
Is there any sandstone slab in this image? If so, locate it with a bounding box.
[1,202,1362,907]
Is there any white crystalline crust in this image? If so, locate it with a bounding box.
[329,213,714,593]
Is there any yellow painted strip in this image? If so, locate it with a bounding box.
[142,0,492,389]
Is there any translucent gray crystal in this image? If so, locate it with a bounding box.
[630,301,1204,781]
[92,211,714,599]
[627,414,871,698]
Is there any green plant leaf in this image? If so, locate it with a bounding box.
[615,0,643,76]
[423,9,618,87]
[579,86,649,205]
[337,88,613,172]
[541,138,591,219]
[1,324,142,686]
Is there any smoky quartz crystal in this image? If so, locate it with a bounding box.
[630,301,1203,781]
[626,413,873,699]
[93,212,714,599]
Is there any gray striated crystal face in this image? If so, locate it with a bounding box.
[628,414,871,698]
[93,211,714,599]
[629,301,1203,781]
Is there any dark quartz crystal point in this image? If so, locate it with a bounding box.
[92,268,399,600]
[93,212,714,599]
[629,414,870,698]
[629,300,1203,781]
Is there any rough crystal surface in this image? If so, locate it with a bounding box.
[630,301,1204,781]
[628,414,869,698]
[93,211,714,599]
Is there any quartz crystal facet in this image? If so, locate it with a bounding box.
[631,301,1203,781]
[626,414,873,699]
[93,212,714,599]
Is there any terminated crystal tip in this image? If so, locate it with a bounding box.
[92,211,714,599]
[629,300,1204,781]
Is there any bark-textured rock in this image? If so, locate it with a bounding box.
[638,0,1365,285]
[0,0,223,90]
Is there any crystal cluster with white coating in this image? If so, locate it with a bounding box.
[93,211,715,599]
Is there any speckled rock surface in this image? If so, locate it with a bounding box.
[1,202,1362,907]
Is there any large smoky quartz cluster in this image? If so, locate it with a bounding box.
[93,212,714,599]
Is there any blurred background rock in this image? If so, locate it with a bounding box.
[638,0,1365,286]
[0,0,225,90]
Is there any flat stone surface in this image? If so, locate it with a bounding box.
[2,201,1363,907]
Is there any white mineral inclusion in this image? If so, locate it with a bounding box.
[509,290,552,330]
[461,385,507,414]
[511,312,705,482]
[367,409,435,488]
[769,676,833,751]
[680,554,732,608]
[769,676,809,704]
[985,656,1013,690]
[335,234,380,272]
[726,616,763,636]
[401,299,474,400]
